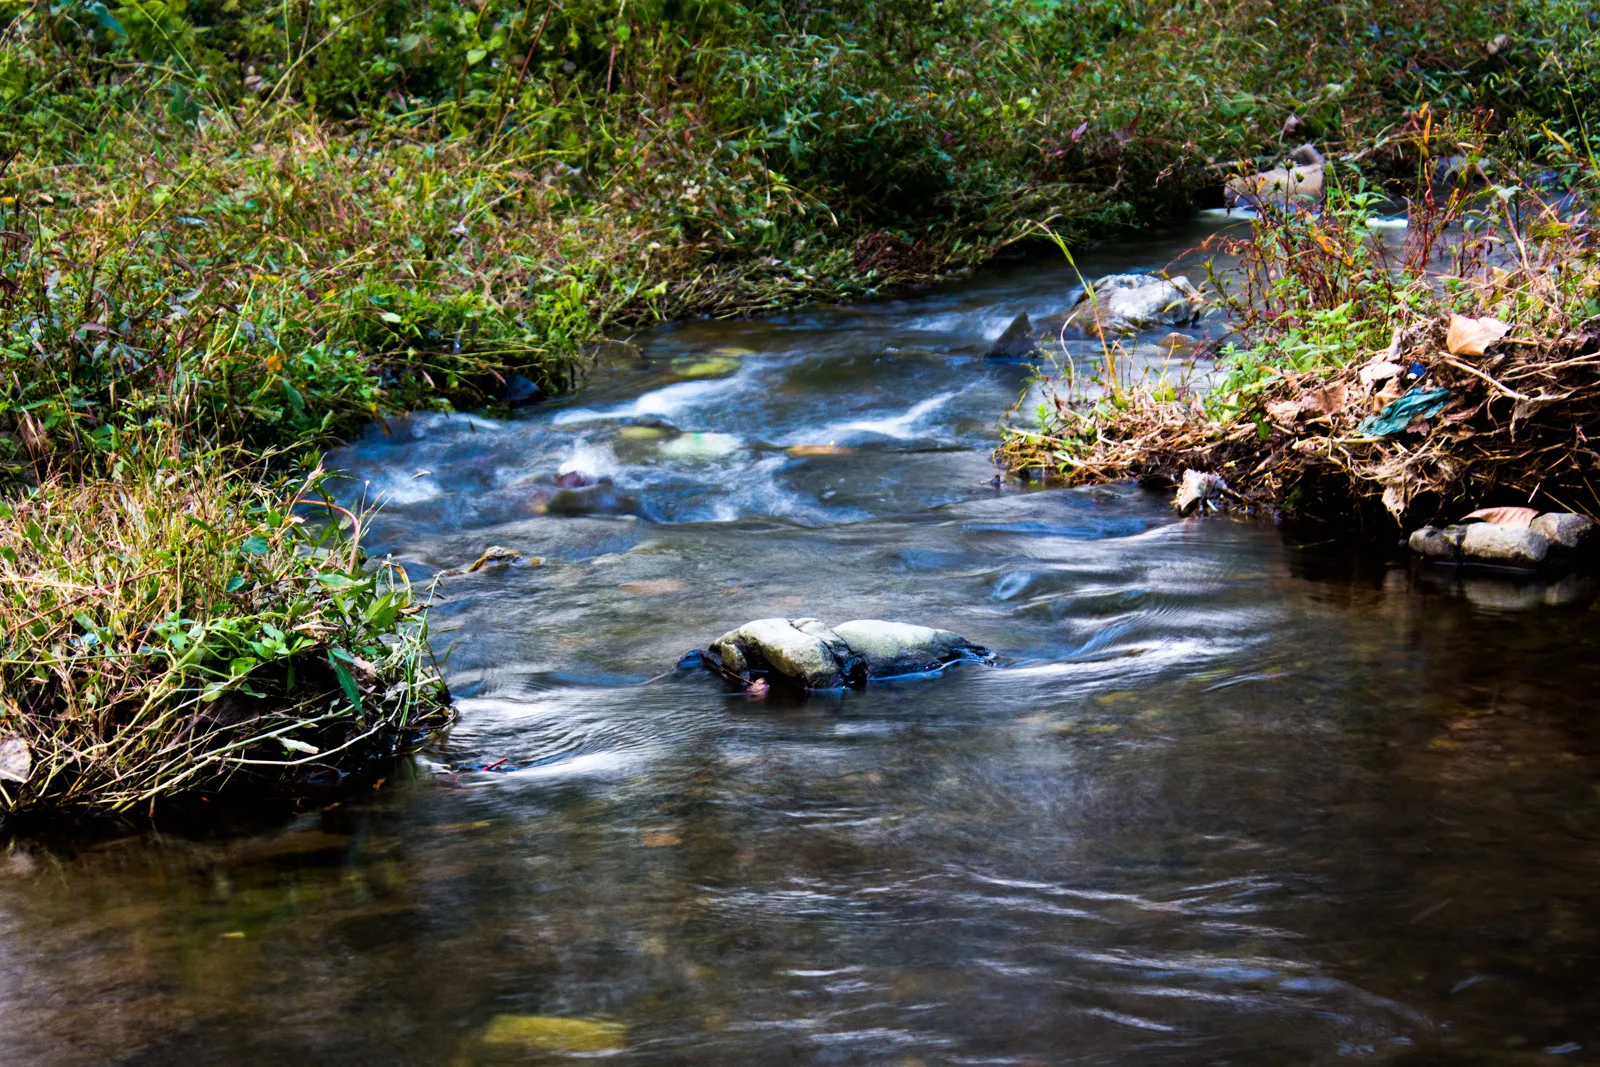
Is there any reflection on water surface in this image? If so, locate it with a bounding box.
[2,221,1597,1066]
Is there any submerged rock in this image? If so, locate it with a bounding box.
[529,476,640,517]
[1064,274,1205,336]
[499,374,545,407]
[701,617,990,690]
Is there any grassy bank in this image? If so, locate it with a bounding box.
[0,0,1578,814]
[1003,165,1600,524]
[1002,70,1600,526]
[0,455,449,815]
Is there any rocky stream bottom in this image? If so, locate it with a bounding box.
[2,219,1598,1066]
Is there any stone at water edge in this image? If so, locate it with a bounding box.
[1459,523,1550,568]
[1530,512,1596,550]
[1225,146,1327,209]
[499,374,545,407]
[832,620,991,677]
[1408,525,1464,562]
[1174,470,1228,515]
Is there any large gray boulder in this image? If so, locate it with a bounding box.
[702,617,990,690]
[1064,274,1205,336]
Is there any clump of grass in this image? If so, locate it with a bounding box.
[1003,130,1600,524]
[0,453,450,816]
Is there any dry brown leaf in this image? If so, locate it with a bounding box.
[1376,377,1408,404]
[1265,399,1302,423]
[1446,314,1511,356]
[1463,506,1537,527]
[1301,383,1347,416]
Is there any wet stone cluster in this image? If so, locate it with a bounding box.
[1409,512,1596,570]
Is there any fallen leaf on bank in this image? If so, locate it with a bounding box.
[1301,382,1347,416]
[1446,314,1511,356]
[1376,376,1408,403]
[619,578,684,596]
[641,830,681,847]
[1463,506,1538,527]
[1358,360,1404,385]
[480,1015,627,1053]
[0,736,31,784]
[1265,399,1302,423]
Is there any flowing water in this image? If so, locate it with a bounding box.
[5,218,1600,1066]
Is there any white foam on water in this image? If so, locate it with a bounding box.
[557,438,622,479]
[552,372,748,426]
[898,311,1020,337]
[358,471,442,506]
[794,391,958,443]
[407,411,505,435]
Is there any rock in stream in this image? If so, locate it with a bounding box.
[695,617,992,690]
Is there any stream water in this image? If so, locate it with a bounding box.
[4,218,1600,1066]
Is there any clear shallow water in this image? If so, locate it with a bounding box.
[4,220,1600,1066]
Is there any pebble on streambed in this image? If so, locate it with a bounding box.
[681,617,994,691]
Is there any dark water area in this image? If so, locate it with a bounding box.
[5,216,1600,1066]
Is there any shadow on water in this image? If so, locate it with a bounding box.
[2,218,1599,1066]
